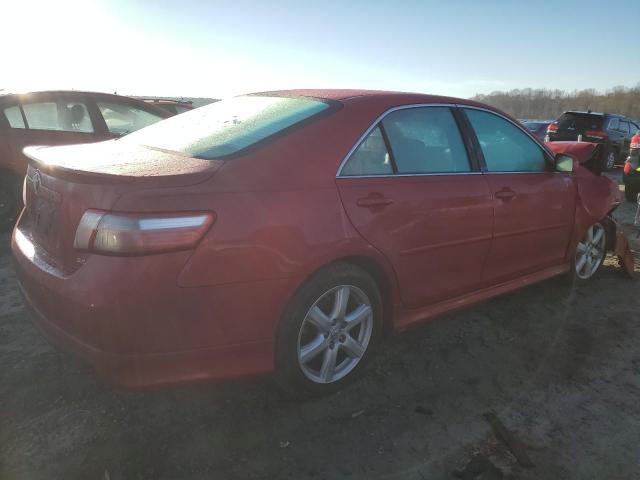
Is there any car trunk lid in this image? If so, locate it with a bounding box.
[21,141,222,274]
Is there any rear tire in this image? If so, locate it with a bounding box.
[275,263,383,396]
[0,176,20,233]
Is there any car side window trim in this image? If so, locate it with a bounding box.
[458,105,556,174]
[336,103,479,178]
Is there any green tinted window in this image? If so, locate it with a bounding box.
[123,96,331,159]
[382,107,470,174]
[465,109,546,172]
[341,126,392,176]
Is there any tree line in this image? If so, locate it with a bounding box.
[472,86,640,120]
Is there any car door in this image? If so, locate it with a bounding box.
[336,105,494,309]
[462,108,577,284]
[5,94,102,176]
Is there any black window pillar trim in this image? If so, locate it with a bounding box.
[451,106,484,172]
[454,107,487,172]
[377,122,399,174]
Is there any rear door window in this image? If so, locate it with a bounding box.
[381,107,470,174]
[464,108,547,172]
[97,101,165,136]
[22,100,94,133]
[619,121,630,135]
[3,105,25,129]
[341,126,393,176]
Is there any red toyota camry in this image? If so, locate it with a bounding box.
[11,90,629,394]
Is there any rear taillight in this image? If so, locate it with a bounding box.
[547,124,559,133]
[631,134,640,149]
[74,210,215,255]
[584,130,608,139]
[624,162,632,174]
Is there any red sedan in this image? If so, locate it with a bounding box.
[11,90,630,394]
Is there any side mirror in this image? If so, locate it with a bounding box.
[554,154,575,173]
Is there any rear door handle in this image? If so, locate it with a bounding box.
[356,195,394,208]
[494,188,516,201]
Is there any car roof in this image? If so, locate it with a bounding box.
[253,88,492,109]
[564,110,625,118]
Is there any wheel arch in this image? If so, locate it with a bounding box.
[278,252,398,338]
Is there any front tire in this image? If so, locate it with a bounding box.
[573,222,607,281]
[275,263,383,395]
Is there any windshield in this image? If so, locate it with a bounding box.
[122,95,331,159]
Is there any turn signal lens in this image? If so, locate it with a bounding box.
[74,210,215,255]
[547,124,559,133]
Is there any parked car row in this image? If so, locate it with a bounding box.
[9,89,633,394]
[521,111,640,172]
[0,91,175,230]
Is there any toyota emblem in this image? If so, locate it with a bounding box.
[32,170,41,196]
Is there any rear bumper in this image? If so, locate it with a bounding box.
[18,282,273,388]
[11,223,294,388]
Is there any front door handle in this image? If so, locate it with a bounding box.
[494,188,516,201]
[356,195,394,208]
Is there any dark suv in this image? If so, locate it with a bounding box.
[0,90,171,230]
[546,111,639,170]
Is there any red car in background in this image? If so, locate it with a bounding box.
[0,91,171,230]
[11,90,631,395]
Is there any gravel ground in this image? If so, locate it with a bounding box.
[1,171,639,480]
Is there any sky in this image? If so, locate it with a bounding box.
[3,0,640,99]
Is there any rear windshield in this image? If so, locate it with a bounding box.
[555,113,603,132]
[122,95,331,159]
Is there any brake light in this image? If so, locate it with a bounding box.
[74,210,215,255]
[584,130,608,139]
[624,162,632,174]
[547,124,559,133]
[631,134,640,149]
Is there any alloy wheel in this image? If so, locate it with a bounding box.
[297,285,373,384]
[575,223,606,280]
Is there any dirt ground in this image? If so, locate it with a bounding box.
[2,171,640,480]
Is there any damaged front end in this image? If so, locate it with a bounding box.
[547,141,636,277]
